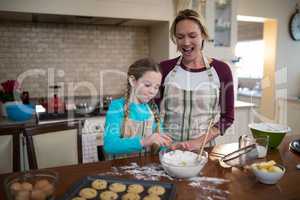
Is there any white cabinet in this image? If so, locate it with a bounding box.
[215,101,255,144]
[204,0,237,61]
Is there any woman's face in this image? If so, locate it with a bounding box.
[175,19,204,63]
[131,71,162,103]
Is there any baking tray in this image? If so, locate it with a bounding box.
[59,175,176,200]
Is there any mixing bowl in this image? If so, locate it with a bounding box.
[159,149,208,178]
[249,122,291,148]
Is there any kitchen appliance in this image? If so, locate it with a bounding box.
[48,85,65,113]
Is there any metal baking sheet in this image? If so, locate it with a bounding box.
[59,175,176,200]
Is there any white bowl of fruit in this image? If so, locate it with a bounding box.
[251,160,285,184]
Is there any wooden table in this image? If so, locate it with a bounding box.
[1,135,299,200]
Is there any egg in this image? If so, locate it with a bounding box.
[34,179,50,190]
[10,182,22,193]
[41,183,55,196]
[15,190,30,200]
[31,189,47,200]
[21,182,33,191]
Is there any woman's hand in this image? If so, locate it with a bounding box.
[169,141,196,151]
[170,127,220,151]
[141,133,172,148]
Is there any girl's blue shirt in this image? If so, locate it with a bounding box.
[103,97,159,155]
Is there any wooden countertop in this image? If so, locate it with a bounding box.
[1,135,299,200]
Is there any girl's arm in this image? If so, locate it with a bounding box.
[103,100,143,155]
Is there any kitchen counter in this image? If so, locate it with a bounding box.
[235,100,256,108]
[36,110,107,125]
[0,100,254,128]
[0,135,299,200]
[0,116,36,129]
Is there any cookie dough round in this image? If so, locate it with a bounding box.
[91,179,107,190]
[127,184,144,194]
[147,185,165,196]
[143,195,161,200]
[100,190,118,200]
[109,183,126,193]
[79,188,97,199]
[71,197,86,200]
[122,192,140,200]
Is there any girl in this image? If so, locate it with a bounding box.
[104,58,172,159]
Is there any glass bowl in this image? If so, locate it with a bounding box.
[4,170,58,200]
[159,149,208,178]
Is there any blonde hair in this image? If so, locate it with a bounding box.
[170,9,209,49]
[122,58,161,138]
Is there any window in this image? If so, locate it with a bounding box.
[235,40,264,79]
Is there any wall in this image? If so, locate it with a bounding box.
[237,0,300,98]
[0,22,149,97]
[0,0,174,22]
[237,0,300,133]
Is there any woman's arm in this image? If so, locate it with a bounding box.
[212,59,235,135]
[103,100,143,155]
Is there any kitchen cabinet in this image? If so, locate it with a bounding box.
[204,0,237,61]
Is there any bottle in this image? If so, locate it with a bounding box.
[21,91,30,104]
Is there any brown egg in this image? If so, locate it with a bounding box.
[34,179,50,190]
[21,182,33,191]
[15,190,30,200]
[41,183,54,196]
[10,182,22,193]
[31,189,47,200]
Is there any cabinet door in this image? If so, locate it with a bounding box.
[215,107,252,144]
[204,0,237,61]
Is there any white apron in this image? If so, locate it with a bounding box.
[161,55,220,143]
[109,106,154,160]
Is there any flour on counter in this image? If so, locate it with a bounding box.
[121,163,174,181]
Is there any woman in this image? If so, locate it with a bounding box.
[104,58,172,159]
[158,9,234,151]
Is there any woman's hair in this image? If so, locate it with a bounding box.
[121,58,161,137]
[170,9,209,49]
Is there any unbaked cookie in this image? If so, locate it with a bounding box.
[79,188,97,199]
[127,184,144,194]
[147,185,165,196]
[121,192,141,200]
[143,195,161,200]
[91,179,107,190]
[100,190,118,200]
[71,197,86,200]
[109,183,126,193]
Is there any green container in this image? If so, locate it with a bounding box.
[249,123,291,149]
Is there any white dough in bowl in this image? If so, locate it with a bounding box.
[249,123,291,133]
[161,150,201,166]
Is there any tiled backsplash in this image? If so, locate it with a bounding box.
[0,22,150,97]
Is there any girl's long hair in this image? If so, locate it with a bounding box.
[122,58,161,137]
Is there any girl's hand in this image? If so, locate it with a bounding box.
[170,141,195,151]
[141,133,172,148]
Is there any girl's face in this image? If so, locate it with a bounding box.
[175,19,204,63]
[131,71,162,103]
